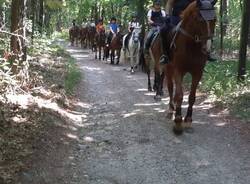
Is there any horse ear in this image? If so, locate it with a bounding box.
[196,0,202,7]
[211,0,218,6]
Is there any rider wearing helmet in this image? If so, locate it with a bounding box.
[124,13,141,50]
[160,0,216,64]
[96,18,105,34]
[107,17,120,46]
[144,0,166,54]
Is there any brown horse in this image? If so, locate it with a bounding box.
[94,29,106,60]
[165,0,216,134]
[79,25,88,48]
[69,25,79,46]
[109,32,123,65]
[87,25,97,51]
[144,32,165,101]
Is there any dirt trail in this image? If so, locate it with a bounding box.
[18,44,250,184]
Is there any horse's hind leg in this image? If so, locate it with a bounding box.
[99,47,101,60]
[116,50,120,65]
[147,70,152,92]
[173,73,184,135]
[184,72,202,130]
[154,71,162,101]
[166,72,175,118]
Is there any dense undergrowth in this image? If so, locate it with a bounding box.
[201,60,250,122]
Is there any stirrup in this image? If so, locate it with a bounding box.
[160,55,170,65]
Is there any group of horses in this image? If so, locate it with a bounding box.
[69,0,217,135]
[69,22,124,65]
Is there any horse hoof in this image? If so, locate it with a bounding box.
[173,123,183,135]
[183,121,192,128]
[148,87,153,92]
[174,116,183,123]
[154,95,161,101]
[184,117,192,123]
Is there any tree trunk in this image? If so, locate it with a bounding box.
[238,0,250,80]
[31,0,36,44]
[20,0,27,61]
[39,0,44,35]
[10,0,20,53]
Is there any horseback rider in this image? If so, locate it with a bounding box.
[96,18,105,34]
[124,13,140,50]
[144,0,166,57]
[160,0,216,65]
[107,17,120,46]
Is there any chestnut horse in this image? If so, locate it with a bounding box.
[94,29,106,60]
[165,0,217,134]
[109,32,123,65]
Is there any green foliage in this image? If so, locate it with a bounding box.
[200,60,250,121]
[201,61,250,98]
[230,93,250,122]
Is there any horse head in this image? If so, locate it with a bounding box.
[181,0,217,44]
[132,26,142,44]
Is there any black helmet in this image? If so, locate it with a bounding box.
[153,0,161,5]
[111,17,116,21]
[131,12,137,18]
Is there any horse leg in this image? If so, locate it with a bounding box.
[166,72,175,118]
[173,72,184,135]
[147,69,152,92]
[154,72,162,101]
[159,72,165,96]
[111,50,114,64]
[99,46,101,60]
[116,50,120,65]
[184,72,202,130]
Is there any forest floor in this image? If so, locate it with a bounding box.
[1,41,250,184]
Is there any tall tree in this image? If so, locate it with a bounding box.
[238,0,250,80]
[38,0,44,34]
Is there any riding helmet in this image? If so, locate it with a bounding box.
[153,0,161,5]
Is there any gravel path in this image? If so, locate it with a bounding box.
[18,44,250,184]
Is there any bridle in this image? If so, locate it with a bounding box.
[179,19,214,43]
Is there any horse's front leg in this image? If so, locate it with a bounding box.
[166,71,175,119]
[184,72,202,130]
[173,73,184,135]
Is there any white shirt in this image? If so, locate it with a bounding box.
[147,9,166,18]
[129,21,140,28]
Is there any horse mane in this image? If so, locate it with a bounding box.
[180,1,198,22]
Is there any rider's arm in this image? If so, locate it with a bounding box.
[147,10,154,25]
[166,0,174,15]
[110,25,115,34]
[128,22,131,31]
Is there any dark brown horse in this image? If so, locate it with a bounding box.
[87,25,97,51]
[165,0,216,134]
[69,25,79,46]
[79,25,88,48]
[109,32,123,65]
[94,29,106,60]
